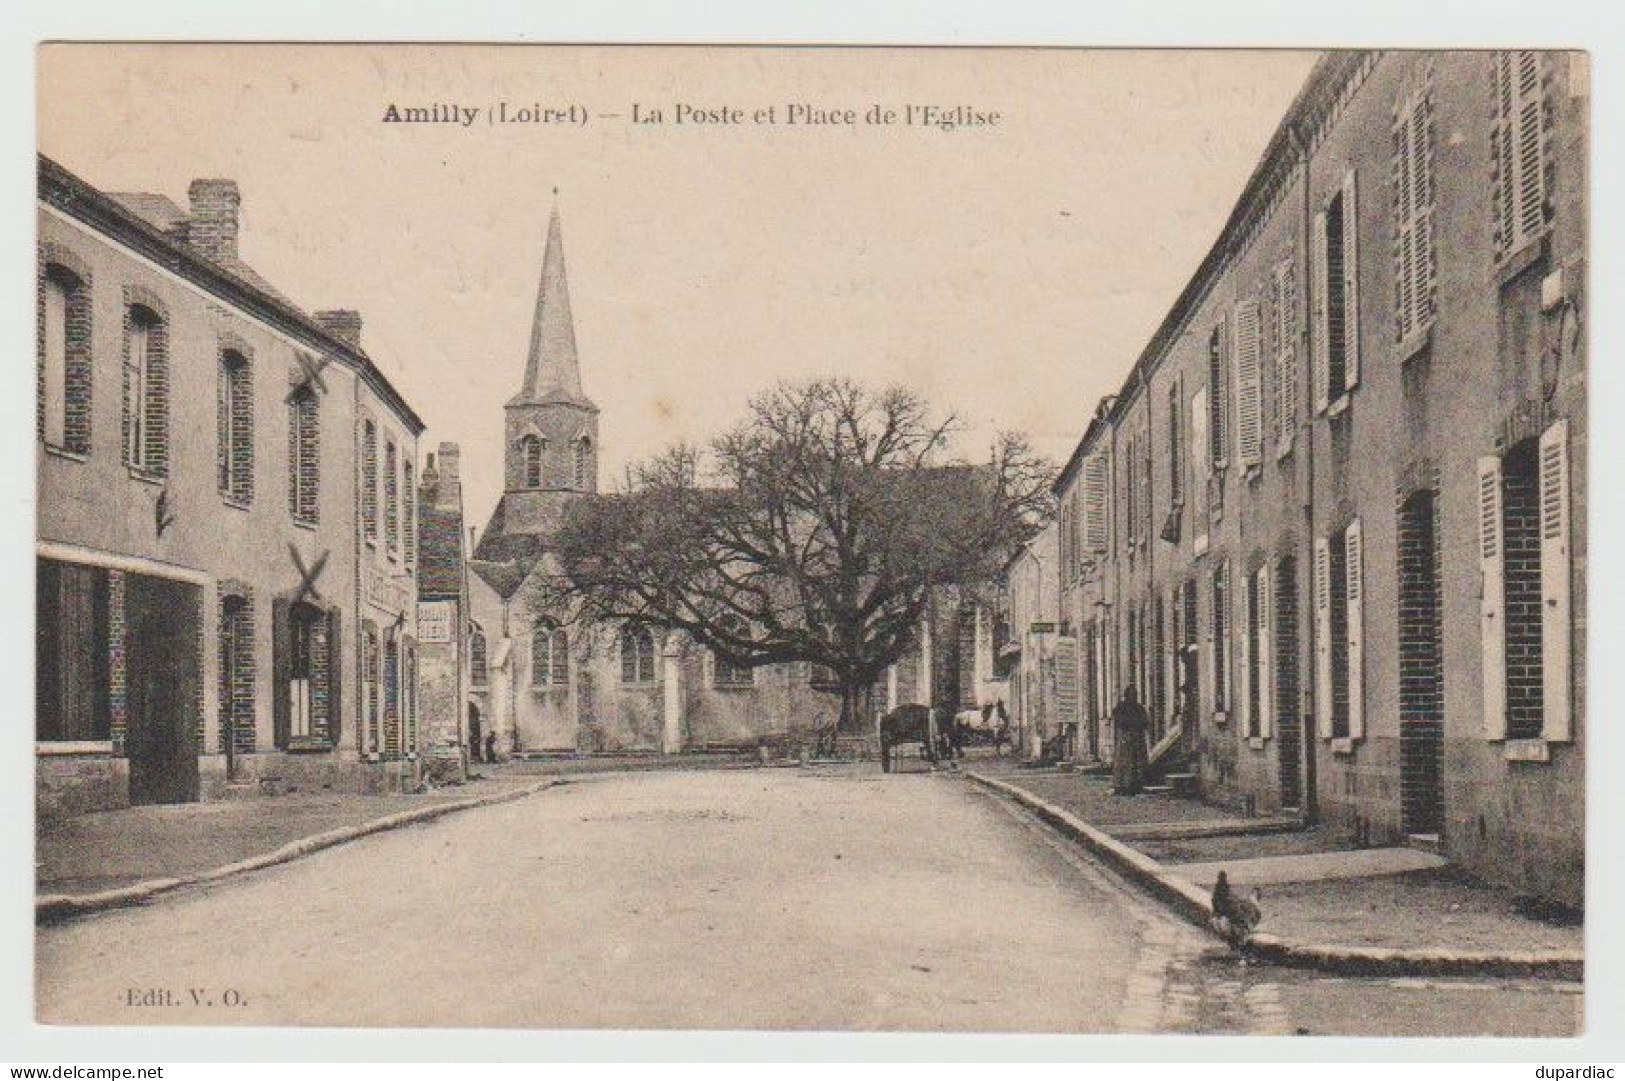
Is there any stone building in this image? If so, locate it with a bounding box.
[415,442,474,780]
[36,155,426,817]
[466,206,998,756]
[1051,51,1586,904]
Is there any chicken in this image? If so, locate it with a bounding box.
[1210,870,1263,948]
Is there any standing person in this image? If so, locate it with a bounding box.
[1111,685,1151,795]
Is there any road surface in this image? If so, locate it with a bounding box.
[36,765,1581,1034]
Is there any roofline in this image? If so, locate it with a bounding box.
[37,154,427,435]
[1056,51,1374,488]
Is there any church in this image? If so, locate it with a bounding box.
[465,207,1005,757]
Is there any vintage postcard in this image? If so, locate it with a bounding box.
[33,44,1586,1036]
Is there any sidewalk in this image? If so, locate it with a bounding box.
[967,763,1583,976]
[37,770,546,898]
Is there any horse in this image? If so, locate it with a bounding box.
[879,703,960,773]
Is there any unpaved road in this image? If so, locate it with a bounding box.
[36,765,1581,1034]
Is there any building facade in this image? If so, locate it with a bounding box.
[1050,52,1586,904]
[415,441,474,780]
[36,156,426,817]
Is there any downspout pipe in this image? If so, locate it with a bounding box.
[1289,119,1319,825]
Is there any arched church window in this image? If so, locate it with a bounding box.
[573,436,592,490]
[620,624,656,684]
[532,617,569,687]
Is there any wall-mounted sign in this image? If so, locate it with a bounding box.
[418,599,454,643]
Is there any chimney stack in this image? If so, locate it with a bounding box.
[437,442,461,484]
[314,310,363,349]
[186,179,241,263]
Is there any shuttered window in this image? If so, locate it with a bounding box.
[1268,258,1297,455]
[521,434,544,489]
[404,458,417,567]
[1212,562,1230,715]
[1208,318,1229,467]
[218,350,254,505]
[123,305,169,476]
[1314,521,1364,740]
[1394,79,1437,347]
[1492,52,1551,261]
[1480,422,1573,742]
[1055,636,1081,730]
[1312,172,1361,412]
[40,265,92,455]
[1233,299,1264,466]
[1166,380,1185,505]
[1083,453,1109,557]
[384,440,400,555]
[361,421,378,542]
[288,387,320,525]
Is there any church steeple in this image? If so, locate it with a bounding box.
[511,203,593,409]
[500,201,600,508]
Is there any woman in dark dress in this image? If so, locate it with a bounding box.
[1111,685,1151,795]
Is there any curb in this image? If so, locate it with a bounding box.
[964,770,1583,981]
[37,778,561,925]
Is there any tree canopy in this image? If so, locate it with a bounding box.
[544,378,1054,738]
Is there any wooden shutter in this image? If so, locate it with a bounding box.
[1496,52,1549,253]
[1273,259,1297,453]
[1344,519,1365,739]
[272,596,291,749]
[1211,318,1230,467]
[1257,564,1274,739]
[1055,636,1081,729]
[326,606,344,748]
[1084,454,1109,555]
[1311,210,1330,415]
[1478,456,1507,738]
[1313,535,1332,737]
[1340,170,1362,392]
[1234,299,1264,466]
[1539,420,1572,741]
[1233,564,1250,736]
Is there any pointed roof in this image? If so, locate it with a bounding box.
[510,204,596,411]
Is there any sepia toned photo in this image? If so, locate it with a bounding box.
[32,44,1586,1036]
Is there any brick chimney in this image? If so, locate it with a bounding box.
[314,310,363,349]
[437,442,461,484]
[186,179,241,263]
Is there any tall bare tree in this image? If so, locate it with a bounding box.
[545,378,1053,750]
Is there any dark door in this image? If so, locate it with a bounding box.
[125,574,202,805]
[469,704,483,763]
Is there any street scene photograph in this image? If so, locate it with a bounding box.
[31,43,1587,1037]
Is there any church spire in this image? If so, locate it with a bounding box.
[512,202,590,407]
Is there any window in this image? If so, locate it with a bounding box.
[1166,382,1184,506]
[403,640,418,755]
[1314,520,1364,740]
[1211,562,1230,716]
[573,436,592,490]
[383,633,401,757]
[218,591,256,756]
[36,559,112,742]
[404,458,416,567]
[1267,258,1298,454]
[713,614,754,687]
[1479,421,1572,742]
[384,440,400,555]
[532,618,569,687]
[1312,172,1361,411]
[280,600,335,747]
[1082,453,1109,561]
[124,304,169,476]
[1208,318,1230,468]
[361,420,378,542]
[363,622,381,754]
[1232,300,1263,466]
[470,625,488,686]
[1243,564,1274,739]
[520,434,544,489]
[218,350,254,504]
[620,625,657,684]
[39,264,91,455]
[288,386,320,525]
[1394,78,1437,347]
[1492,52,1551,262]
[1058,497,1075,582]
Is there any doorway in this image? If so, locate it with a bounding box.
[125,573,203,805]
[1398,489,1444,836]
[469,703,483,763]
